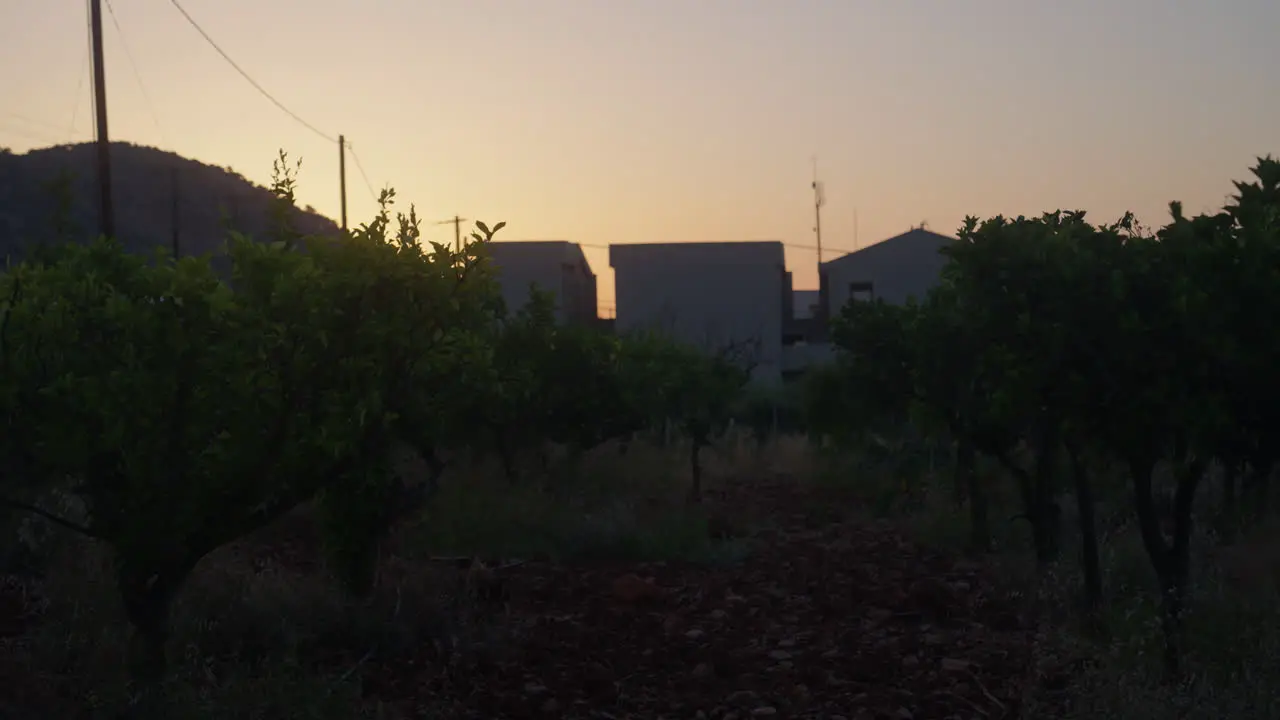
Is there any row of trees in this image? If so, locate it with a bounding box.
[0,154,751,686]
[808,157,1280,677]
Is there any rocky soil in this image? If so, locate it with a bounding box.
[369,517,1038,719]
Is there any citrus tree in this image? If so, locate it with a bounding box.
[0,157,506,683]
[813,156,1280,677]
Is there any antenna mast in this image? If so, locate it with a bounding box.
[811,157,825,268]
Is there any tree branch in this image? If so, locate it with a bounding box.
[0,496,100,538]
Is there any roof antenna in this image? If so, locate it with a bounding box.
[811,155,825,270]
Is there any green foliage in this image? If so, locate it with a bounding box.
[0,150,755,684]
[809,155,1280,678]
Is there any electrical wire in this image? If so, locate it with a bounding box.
[155,1,855,264]
[167,0,337,144]
[67,44,89,138]
[104,0,166,145]
[163,0,401,214]
[2,113,74,135]
[344,141,380,203]
[165,0,405,226]
[0,123,64,146]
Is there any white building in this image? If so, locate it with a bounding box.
[485,241,598,326]
[610,241,787,386]
[774,228,955,379]
[792,289,821,320]
[819,227,954,315]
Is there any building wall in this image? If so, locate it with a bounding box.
[821,229,953,317]
[792,290,820,320]
[610,242,786,386]
[485,241,597,325]
[782,341,836,375]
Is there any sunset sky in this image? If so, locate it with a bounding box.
[4,0,1278,315]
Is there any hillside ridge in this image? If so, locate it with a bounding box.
[0,141,340,262]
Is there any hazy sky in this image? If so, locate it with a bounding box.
[4,0,1278,314]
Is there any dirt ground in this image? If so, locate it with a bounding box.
[392,524,1038,719]
[0,474,1059,719]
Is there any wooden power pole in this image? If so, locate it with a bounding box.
[435,215,467,251]
[338,134,348,230]
[170,166,181,259]
[89,0,115,240]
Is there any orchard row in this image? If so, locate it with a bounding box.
[0,157,750,683]
[807,156,1280,677]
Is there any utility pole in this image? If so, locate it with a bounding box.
[435,216,467,251]
[89,0,114,240]
[338,134,348,230]
[170,166,181,259]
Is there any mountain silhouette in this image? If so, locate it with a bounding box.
[0,141,340,265]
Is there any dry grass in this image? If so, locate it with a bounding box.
[817,446,1280,720]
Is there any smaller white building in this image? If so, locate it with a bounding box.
[610,241,787,386]
[820,227,954,316]
[792,289,821,320]
[485,241,598,326]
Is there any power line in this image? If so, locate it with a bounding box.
[165,0,394,227]
[0,122,64,146]
[3,113,73,135]
[167,0,336,143]
[104,0,166,145]
[343,141,379,202]
[68,44,89,138]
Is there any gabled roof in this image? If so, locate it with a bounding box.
[820,227,954,269]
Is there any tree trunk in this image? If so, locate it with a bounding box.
[688,435,706,504]
[1066,441,1103,616]
[424,449,445,496]
[537,443,552,478]
[1241,455,1274,525]
[1219,460,1239,543]
[1000,451,1060,566]
[956,438,989,553]
[1129,452,1204,681]
[495,433,518,484]
[117,559,197,688]
[952,437,970,506]
[1030,424,1062,566]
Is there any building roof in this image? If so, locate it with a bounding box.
[487,240,594,275]
[820,227,954,269]
[609,240,785,269]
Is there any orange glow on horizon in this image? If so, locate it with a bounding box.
[4,0,1277,316]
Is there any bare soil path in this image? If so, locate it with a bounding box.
[365,481,1041,719]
